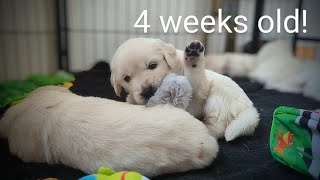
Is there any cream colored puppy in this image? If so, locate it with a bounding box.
[0,86,218,176]
[110,38,260,141]
[205,41,320,101]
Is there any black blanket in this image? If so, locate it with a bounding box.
[0,62,319,180]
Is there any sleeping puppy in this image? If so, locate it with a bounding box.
[110,38,260,141]
[0,86,218,176]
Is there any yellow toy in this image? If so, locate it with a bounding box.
[78,167,150,180]
[62,82,73,89]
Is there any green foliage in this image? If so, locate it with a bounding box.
[0,72,74,108]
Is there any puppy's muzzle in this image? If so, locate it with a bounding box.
[141,86,156,100]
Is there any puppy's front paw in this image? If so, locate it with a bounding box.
[184,40,205,68]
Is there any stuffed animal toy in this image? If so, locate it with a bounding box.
[79,167,150,180]
[146,73,192,109]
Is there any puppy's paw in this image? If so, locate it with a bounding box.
[185,40,205,57]
[184,40,205,68]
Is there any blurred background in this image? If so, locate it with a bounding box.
[0,0,319,81]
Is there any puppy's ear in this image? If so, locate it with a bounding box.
[110,73,122,97]
[160,42,183,74]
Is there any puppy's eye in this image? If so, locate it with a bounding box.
[148,63,157,70]
[123,75,131,82]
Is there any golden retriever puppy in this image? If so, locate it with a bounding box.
[0,86,218,176]
[205,41,320,101]
[110,38,259,141]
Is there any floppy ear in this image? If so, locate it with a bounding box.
[160,41,183,74]
[110,73,122,97]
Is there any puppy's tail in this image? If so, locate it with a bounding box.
[224,106,260,141]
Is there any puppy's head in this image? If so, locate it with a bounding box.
[110,38,182,105]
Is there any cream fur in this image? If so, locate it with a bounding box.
[0,86,219,176]
[110,38,260,141]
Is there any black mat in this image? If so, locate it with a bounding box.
[1,62,319,180]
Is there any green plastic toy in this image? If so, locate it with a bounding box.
[78,167,150,180]
[0,71,74,108]
[270,106,320,179]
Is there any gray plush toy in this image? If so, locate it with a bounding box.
[146,73,192,110]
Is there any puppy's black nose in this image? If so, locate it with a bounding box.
[141,86,155,100]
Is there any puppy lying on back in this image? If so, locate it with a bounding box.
[0,86,218,176]
[110,38,260,141]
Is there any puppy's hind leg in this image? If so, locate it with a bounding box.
[203,96,229,139]
[183,40,210,89]
[183,41,210,118]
